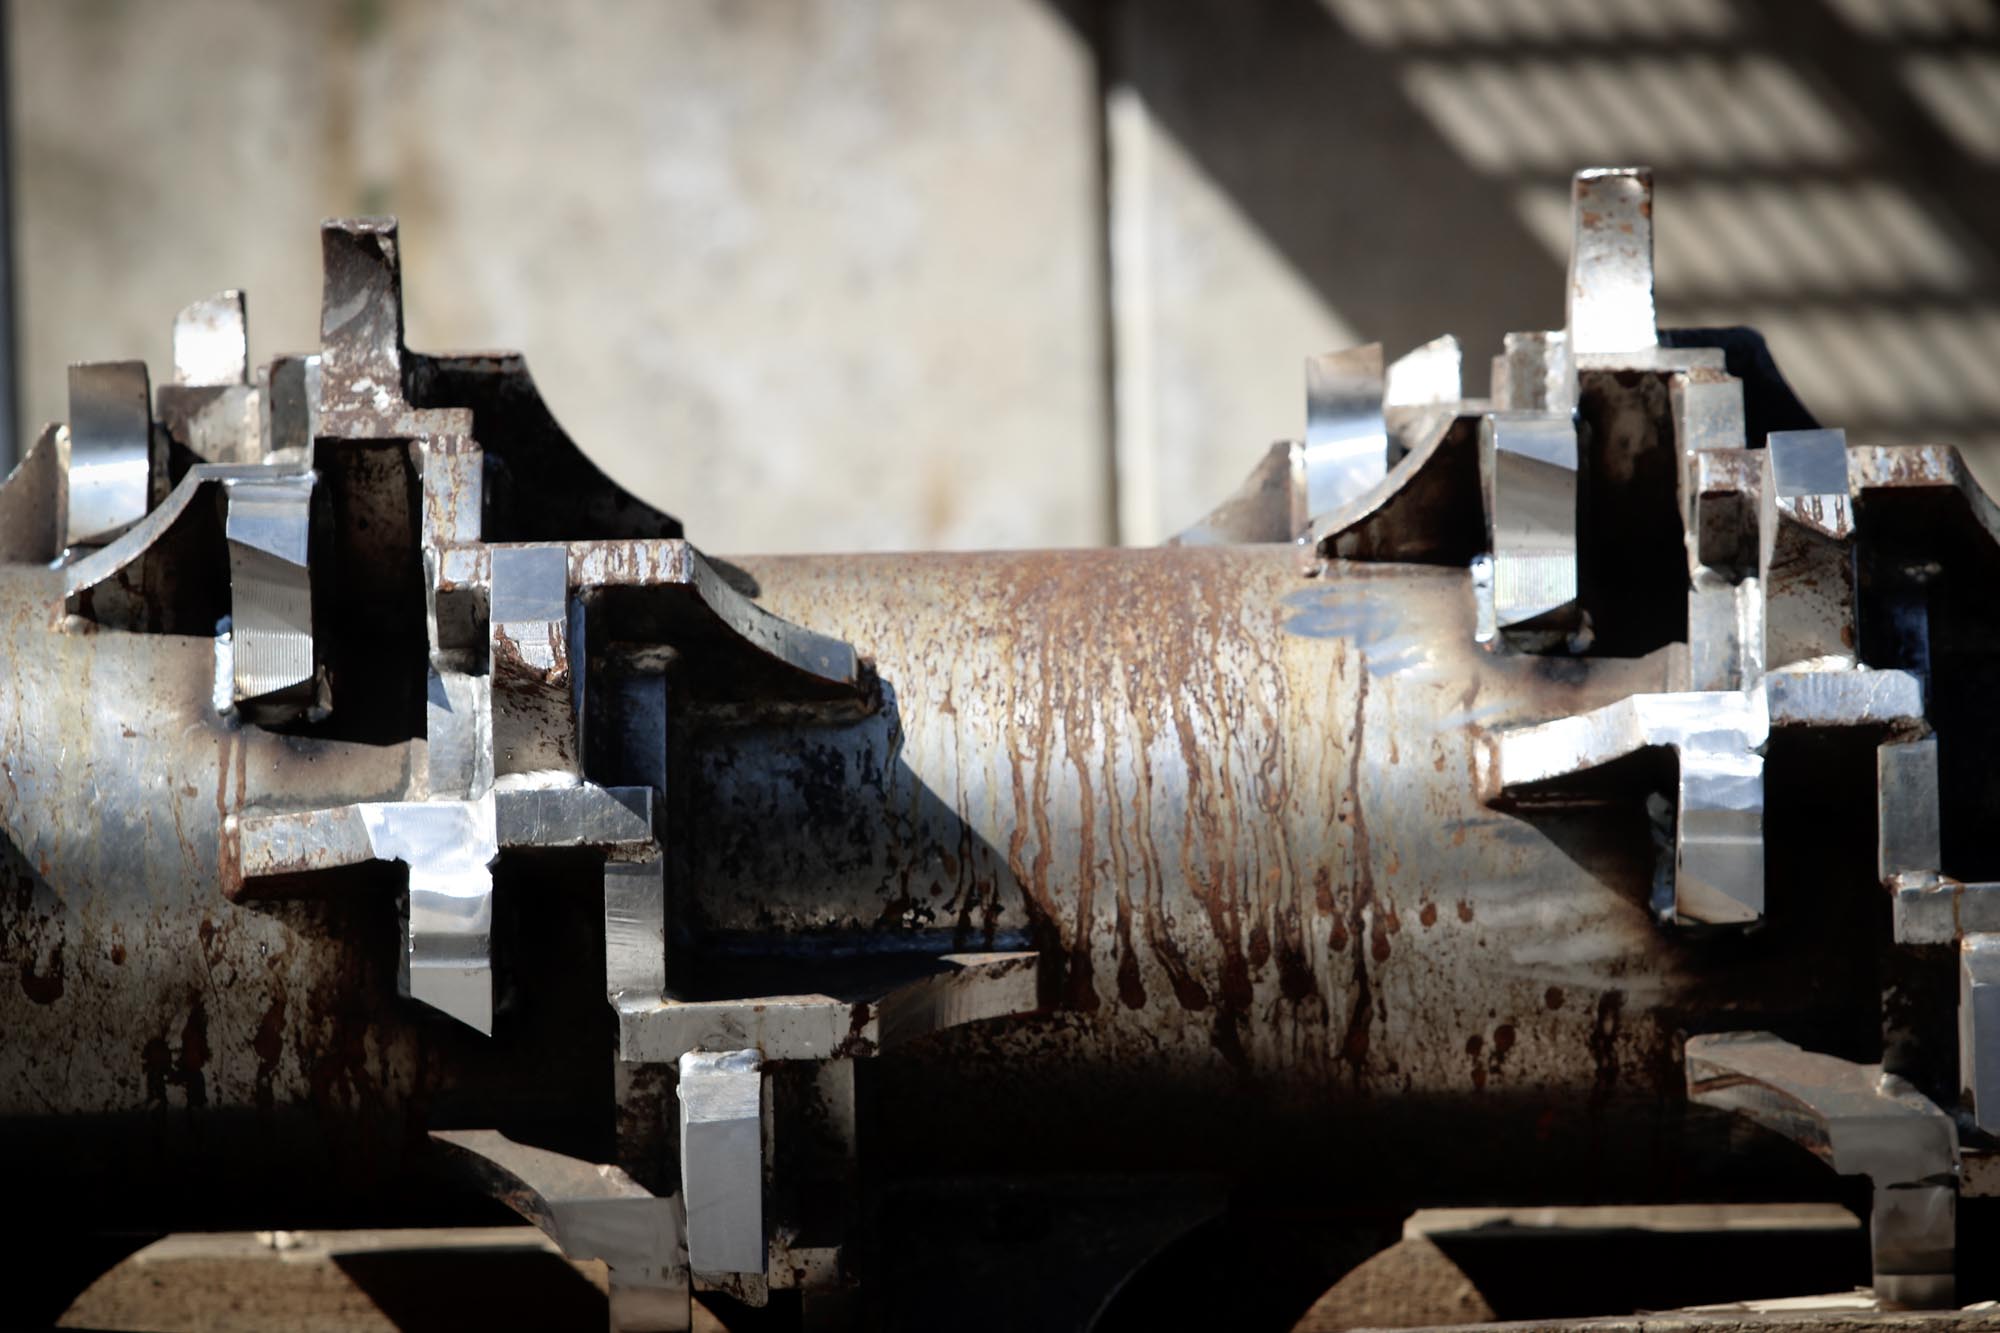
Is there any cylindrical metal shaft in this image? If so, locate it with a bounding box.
[0,546,1878,1222]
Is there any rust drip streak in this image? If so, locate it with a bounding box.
[1132,634,1204,1012]
[1339,659,1374,1084]
[1066,713,1100,1013]
[1104,655,1145,1012]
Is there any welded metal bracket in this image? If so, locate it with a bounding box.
[1478,412,1578,642]
[1685,1032,1958,1308]
[1310,168,1735,656]
[224,784,657,1033]
[1765,428,1857,672]
[1173,335,1465,546]
[222,472,320,718]
[1493,669,1925,924]
[157,291,263,470]
[614,951,1041,1066]
[0,424,67,564]
[1302,343,1389,522]
[678,1050,765,1282]
[432,1129,688,1333]
[66,359,153,546]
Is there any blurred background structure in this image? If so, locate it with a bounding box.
[11,0,2000,552]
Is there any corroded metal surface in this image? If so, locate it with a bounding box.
[0,541,1885,1218]
[0,555,607,1220]
[702,546,1882,1154]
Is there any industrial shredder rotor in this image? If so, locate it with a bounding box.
[3,170,1998,1328]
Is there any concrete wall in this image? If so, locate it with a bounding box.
[13,0,2000,551]
[12,0,1108,554]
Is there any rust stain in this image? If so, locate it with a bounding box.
[181,998,211,1076]
[1339,665,1376,1082]
[18,939,62,1004]
[250,996,290,1119]
[1274,904,1315,1005]
[1588,990,1626,1107]
[141,993,212,1109]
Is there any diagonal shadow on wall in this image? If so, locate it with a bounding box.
[1050,0,2000,448]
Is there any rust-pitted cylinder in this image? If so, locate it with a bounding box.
[0,544,1878,1220]
[695,546,1884,1196]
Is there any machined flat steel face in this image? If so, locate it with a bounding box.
[1384,335,1461,409]
[1770,428,1853,499]
[319,218,406,411]
[66,360,152,545]
[224,473,316,706]
[1303,343,1388,522]
[360,797,499,1036]
[426,669,495,798]
[489,542,582,779]
[1684,572,1762,693]
[1481,412,1578,627]
[0,426,66,564]
[678,1049,764,1278]
[267,355,321,460]
[1168,441,1303,546]
[173,291,249,388]
[1567,167,1656,357]
[1493,330,1568,412]
[605,856,668,1006]
[491,543,570,625]
[1675,748,1765,924]
[1672,372,1746,458]
[1878,738,1942,888]
[1964,935,2000,1134]
[1897,882,2000,946]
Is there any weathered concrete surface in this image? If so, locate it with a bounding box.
[1292,1235,1496,1333]
[1386,1315,2000,1333]
[1107,82,1355,544]
[12,0,1109,553]
[15,0,2000,542]
[1103,0,1570,544]
[58,1228,607,1331]
[1104,0,2000,536]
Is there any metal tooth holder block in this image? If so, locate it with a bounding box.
[489,543,583,778]
[67,360,153,546]
[1687,1032,1958,1309]
[1764,428,1857,671]
[223,473,318,717]
[1963,934,2000,1134]
[679,1049,765,1279]
[1302,342,1387,522]
[1566,166,1656,359]
[1480,413,1578,635]
[372,797,500,1036]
